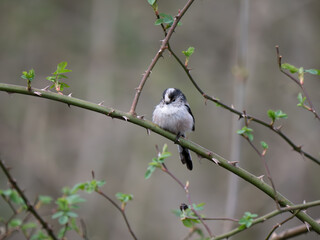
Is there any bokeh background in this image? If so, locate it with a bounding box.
[1,0,320,239]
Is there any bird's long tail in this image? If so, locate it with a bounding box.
[178,145,193,171]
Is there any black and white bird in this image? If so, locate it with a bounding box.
[152,88,195,170]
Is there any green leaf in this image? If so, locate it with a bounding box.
[281,63,298,73]
[305,69,320,75]
[58,82,70,91]
[22,222,37,231]
[52,211,64,219]
[21,69,35,81]
[66,194,86,205]
[154,19,164,25]
[58,215,69,225]
[145,166,156,179]
[182,218,194,228]
[155,13,176,27]
[182,47,195,57]
[46,76,56,82]
[268,109,287,122]
[116,192,133,203]
[39,195,53,204]
[267,110,276,122]
[148,0,156,5]
[9,219,22,227]
[275,110,287,119]
[193,202,205,211]
[31,230,50,240]
[67,211,78,218]
[237,126,254,141]
[58,225,70,239]
[238,212,258,229]
[297,92,307,107]
[56,61,68,72]
[260,141,268,150]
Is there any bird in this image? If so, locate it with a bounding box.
[152,88,195,170]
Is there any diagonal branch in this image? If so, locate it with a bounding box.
[128,0,195,115]
[0,83,319,234]
[276,45,320,121]
[162,164,214,237]
[271,218,320,240]
[0,159,58,240]
[213,200,320,240]
[159,35,320,166]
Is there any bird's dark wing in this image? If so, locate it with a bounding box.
[185,104,195,131]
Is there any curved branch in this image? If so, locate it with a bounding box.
[1,83,319,234]
[129,0,195,115]
[0,159,58,240]
[213,200,320,240]
[165,42,320,166]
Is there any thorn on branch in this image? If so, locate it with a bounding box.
[146,128,151,135]
[227,161,238,166]
[107,109,115,118]
[212,158,220,165]
[41,85,51,91]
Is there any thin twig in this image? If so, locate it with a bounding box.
[129,0,195,115]
[265,210,300,240]
[0,83,319,233]
[161,164,214,238]
[213,200,320,240]
[276,45,320,120]
[0,159,58,240]
[150,22,320,166]
[242,114,280,210]
[185,217,239,222]
[270,218,320,240]
[95,189,138,240]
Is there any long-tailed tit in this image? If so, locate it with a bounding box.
[152,88,195,170]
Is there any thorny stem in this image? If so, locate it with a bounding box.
[242,113,280,210]
[185,217,239,222]
[276,45,320,121]
[245,136,280,210]
[213,200,320,240]
[162,32,320,166]
[0,160,58,240]
[129,0,195,115]
[265,210,300,240]
[270,218,320,240]
[161,164,214,238]
[0,83,319,234]
[96,190,138,240]
[152,13,320,166]
[92,171,137,240]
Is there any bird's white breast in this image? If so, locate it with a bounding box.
[152,103,193,134]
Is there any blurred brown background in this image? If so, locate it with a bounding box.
[0,0,320,239]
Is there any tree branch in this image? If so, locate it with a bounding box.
[271,219,320,240]
[96,190,138,240]
[129,0,194,115]
[153,25,320,165]
[0,159,58,240]
[1,83,319,234]
[276,45,320,121]
[213,200,320,240]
